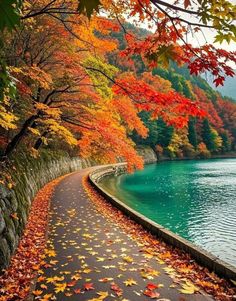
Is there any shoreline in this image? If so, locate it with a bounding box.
[88,163,236,281]
[137,145,236,165]
[157,153,236,162]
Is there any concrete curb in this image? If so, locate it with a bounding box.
[88,164,236,281]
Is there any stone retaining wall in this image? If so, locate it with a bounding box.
[0,151,91,271]
[0,146,156,272]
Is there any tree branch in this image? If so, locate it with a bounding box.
[150,0,198,15]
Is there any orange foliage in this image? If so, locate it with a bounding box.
[1,0,219,169]
[113,74,206,128]
[193,86,223,129]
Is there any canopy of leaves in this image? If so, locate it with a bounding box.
[0,0,235,168]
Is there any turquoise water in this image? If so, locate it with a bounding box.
[100,159,236,267]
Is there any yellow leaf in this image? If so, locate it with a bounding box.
[28,127,40,136]
[83,268,92,274]
[46,277,56,283]
[54,282,67,293]
[49,260,58,265]
[123,278,137,286]
[96,257,105,262]
[45,249,56,257]
[71,273,82,280]
[82,233,94,239]
[122,256,133,263]
[179,281,199,294]
[46,276,64,283]
[96,291,109,300]
[143,253,153,259]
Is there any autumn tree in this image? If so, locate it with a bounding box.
[2,0,236,84]
[0,0,235,169]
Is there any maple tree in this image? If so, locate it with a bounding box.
[0,0,235,170]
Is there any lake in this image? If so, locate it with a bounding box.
[100,159,236,267]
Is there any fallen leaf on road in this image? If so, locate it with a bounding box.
[123,278,137,286]
[179,281,199,294]
[143,289,160,298]
[146,283,158,290]
[83,282,95,291]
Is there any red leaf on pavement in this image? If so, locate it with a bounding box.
[144,289,160,298]
[146,283,158,290]
[67,280,77,287]
[74,288,82,294]
[83,283,94,291]
[111,282,123,296]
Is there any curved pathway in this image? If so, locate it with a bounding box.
[34,168,214,301]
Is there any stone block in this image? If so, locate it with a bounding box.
[0,199,6,212]
[0,185,9,199]
[0,211,6,234]
[0,237,10,270]
[5,227,17,253]
[7,192,18,212]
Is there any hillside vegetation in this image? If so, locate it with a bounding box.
[0,2,236,172]
[106,23,236,159]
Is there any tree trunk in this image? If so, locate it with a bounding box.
[34,131,48,150]
[4,115,38,157]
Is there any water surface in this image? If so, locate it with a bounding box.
[100,159,236,267]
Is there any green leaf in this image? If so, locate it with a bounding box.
[146,45,179,69]
[0,0,21,32]
[84,56,118,98]
[78,0,101,19]
[214,34,226,44]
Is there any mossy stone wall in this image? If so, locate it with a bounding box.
[0,151,91,271]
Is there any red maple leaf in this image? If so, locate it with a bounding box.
[74,288,82,294]
[213,76,225,87]
[83,283,94,291]
[143,289,160,298]
[67,280,77,287]
[111,282,123,296]
[146,283,158,290]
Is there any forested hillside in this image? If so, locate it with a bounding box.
[0,1,236,173]
[108,23,236,159]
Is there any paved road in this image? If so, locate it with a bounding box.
[34,168,214,301]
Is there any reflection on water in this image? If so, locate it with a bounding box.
[100,159,236,267]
